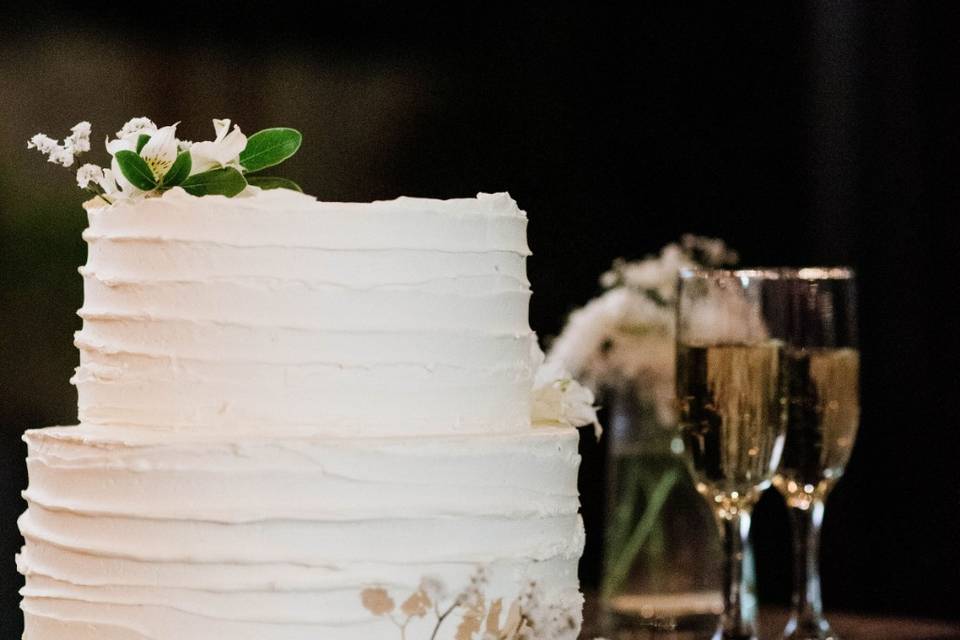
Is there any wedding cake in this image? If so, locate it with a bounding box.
[16,149,592,638]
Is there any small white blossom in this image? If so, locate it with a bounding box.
[682,233,739,266]
[26,133,59,154]
[64,121,91,155]
[75,163,104,189]
[189,117,247,173]
[27,133,74,167]
[115,117,157,139]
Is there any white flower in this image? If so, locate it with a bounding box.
[26,133,59,155]
[601,243,697,304]
[75,163,104,189]
[74,164,118,201]
[115,117,157,139]
[531,343,601,438]
[189,118,247,173]
[99,169,120,194]
[138,124,180,180]
[64,121,91,155]
[681,233,739,266]
[106,120,157,195]
[27,133,74,167]
[105,120,181,193]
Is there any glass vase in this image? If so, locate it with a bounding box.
[601,383,724,636]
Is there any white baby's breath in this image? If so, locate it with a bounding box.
[64,121,91,155]
[27,133,75,167]
[75,163,104,189]
[115,117,157,139]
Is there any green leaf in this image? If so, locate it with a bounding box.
[115,150,157,190]
[246,176,302,192]
[239,128,302,173]
[180,167,247,197]
[135,134,151,153]
[161,151,192,187]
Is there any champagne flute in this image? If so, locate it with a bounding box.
[676,268,789,640]
[771,268,859,640]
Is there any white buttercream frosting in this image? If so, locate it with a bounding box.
[19,190,585,639]
[19,426,583,639]
[74,189,535,435]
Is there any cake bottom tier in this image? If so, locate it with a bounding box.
[18,425,584,640]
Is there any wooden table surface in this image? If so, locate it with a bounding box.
[583,603,960,639]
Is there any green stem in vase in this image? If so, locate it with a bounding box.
[602,466,681,600]
[606,459,643,562]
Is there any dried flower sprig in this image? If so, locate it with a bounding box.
[28,117,302,204]
[360,568,586,640]
[27,122,91,167]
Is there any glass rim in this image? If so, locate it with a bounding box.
[678,266,855,281]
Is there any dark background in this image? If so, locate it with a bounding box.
[1,2,958,635]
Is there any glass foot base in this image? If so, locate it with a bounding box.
[711,629,758,640]
[783,616,840,640]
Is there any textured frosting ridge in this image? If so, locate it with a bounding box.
[19,190,584,639]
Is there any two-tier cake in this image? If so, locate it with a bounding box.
[17,186,590,639]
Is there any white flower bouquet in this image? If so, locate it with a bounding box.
[547,235,738,425]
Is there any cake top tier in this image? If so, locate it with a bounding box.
[75,189,538,436]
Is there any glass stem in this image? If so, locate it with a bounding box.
[786,499,830,637]
[718,509,757,640]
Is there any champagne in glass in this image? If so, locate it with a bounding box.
[677,269,789,640]
[770,268,859,640]
[773,347,860,511]
[677,342,786,517]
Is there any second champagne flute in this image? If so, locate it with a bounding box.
[771,268,859,640]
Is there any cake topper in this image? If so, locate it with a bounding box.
[27,117,302,204]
